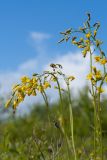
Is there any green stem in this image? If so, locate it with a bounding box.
[90,51,97,159]
[38,78,51,125]
[98,92,103,160]
[67,83,77,160]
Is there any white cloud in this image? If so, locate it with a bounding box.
[30,32,52,54]
[18,58,38,73]
[30,32,51,42]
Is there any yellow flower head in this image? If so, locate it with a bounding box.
[43,81,51,89]
[85,46,90,52]
[78,45,84,48]
[21,76,30,83]
[37,86,44,92]
[94,30,97,37]
[85,39,90,44]
[95,70,102,80]
[32,90,37,96]
[86,73,93,80]
[82,49,87,57]
[94,56,101,62]
[100,59,107,65]
[13,100,18,109]
[86,32,91,39]
[97,87,104,93]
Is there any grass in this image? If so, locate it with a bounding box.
[0,87,107,160]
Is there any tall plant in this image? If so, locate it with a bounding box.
[59,13,107,160]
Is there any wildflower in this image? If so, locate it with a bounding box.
[95,70,102,80]
[37,86,44,92]
[26,89,33,96]
[72,40,77,44]
[96,39,102,47]
[78,45,84,48]
[85,39,90,44]
[100,58,107,65]
[32,90,37,96]
[80,37,84,42]
[20,85,26,92]
[86,73,93,80]
[43,81,51,89]
[86,32,91,39]
[94,30,97,37]
[13,100,18,109]
[21,76,30,83]
[94,56,101,62]
[85,45,90,51]
[97,87,104,93]
[82,49,87,57]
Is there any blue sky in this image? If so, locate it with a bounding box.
[0,0,107,71]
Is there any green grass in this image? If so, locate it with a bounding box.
[0,87,107,160]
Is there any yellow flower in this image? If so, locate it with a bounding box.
[32,90,37,96]
[85,39,90,44]
[94,30,97,37]
[72,40,77,44]
[13,100,18,109]
[94,56,101,62]
[32,77,37,84]
[86,32,91,39]
[43,81,51,89]
[21,76,30,83]
[26,89,33,96]
[85,46,90,52]
[78,45,84,48]
[37,86,44,92]
[97,87,104,93]
[80,38,84,42]
[20,85,26,92]
[100,59,107,65]
[95,70,102,80]
[86,73,93,80]
[82,49,87,57]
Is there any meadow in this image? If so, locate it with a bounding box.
[1,13,107,160]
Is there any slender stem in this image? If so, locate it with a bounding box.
[67,83,77,160]
[38,78,51,125]
[98,92,103,160]
[90,51,97,159]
